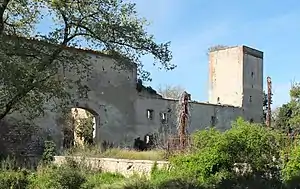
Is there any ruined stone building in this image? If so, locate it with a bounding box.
[1,37,264,151]
[61,45,264,149]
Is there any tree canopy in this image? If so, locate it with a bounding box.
[273,82,300,133]
[0,0,175,121]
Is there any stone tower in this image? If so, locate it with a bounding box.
[208,46,264,122]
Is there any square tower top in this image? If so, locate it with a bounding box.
[209,45,263,59]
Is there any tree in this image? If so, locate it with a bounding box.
[273,82,300,133]
[288,82,300,128]
[157,84,185,99]
[274,103,293,132]
[0,0,175,122]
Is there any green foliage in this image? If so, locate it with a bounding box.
[0,169,30,189]
[225,118,284,172]
[42,140,56,164]
[191,128,222,150]
[6,117,300,188]
[165,117,286,186]
[274,82,300,132]
[82,172,124,189]
[281,144,300,182]
[76,112,94,145]
[29,164,86,189]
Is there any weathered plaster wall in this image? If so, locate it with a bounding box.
[208,46,263,123]
[242,47,264,122]
[54,156,169,177]
[39,51,140,149]
[133,97,243,138]
[209,46,244,107]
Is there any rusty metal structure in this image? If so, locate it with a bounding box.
[266,76,272,127]
[177,91,191,149]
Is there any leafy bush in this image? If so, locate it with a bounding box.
[42,140,56,164]
[223,118,285,174]
[281,143,300,188]
[165,118,286,186]
[0,169,30,189]
[192,128,222,151]
[29,164,86,189]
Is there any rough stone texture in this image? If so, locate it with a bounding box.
[54,156,169,177]
[2,40,264,155]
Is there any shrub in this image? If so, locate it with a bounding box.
[29,164,86,189]
[165,118,285,186]
[223,118,284,174]
[42,140,56,164]
[281,143,300,188]
[0,169,30,189]
[191,128,222,151]
[28,165,60,189]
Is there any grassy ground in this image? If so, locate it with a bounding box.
[63,146,167,161]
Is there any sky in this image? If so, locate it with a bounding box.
[129,0,300,108]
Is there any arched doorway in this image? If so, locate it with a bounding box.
[62,107,98,149]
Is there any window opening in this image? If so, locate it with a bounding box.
[160,112,167,124]
[211,116,216,126]
[147,109,154,120]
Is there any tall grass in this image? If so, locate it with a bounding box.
[64,146,167,161]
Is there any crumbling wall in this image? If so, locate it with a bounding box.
[134,97,243,140]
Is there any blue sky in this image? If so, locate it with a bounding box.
[131,0,300,108]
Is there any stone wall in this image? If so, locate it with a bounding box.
[1,37,264,157]
[53,156,250,177]
[54,156,169,177]
[133,97,243,139]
